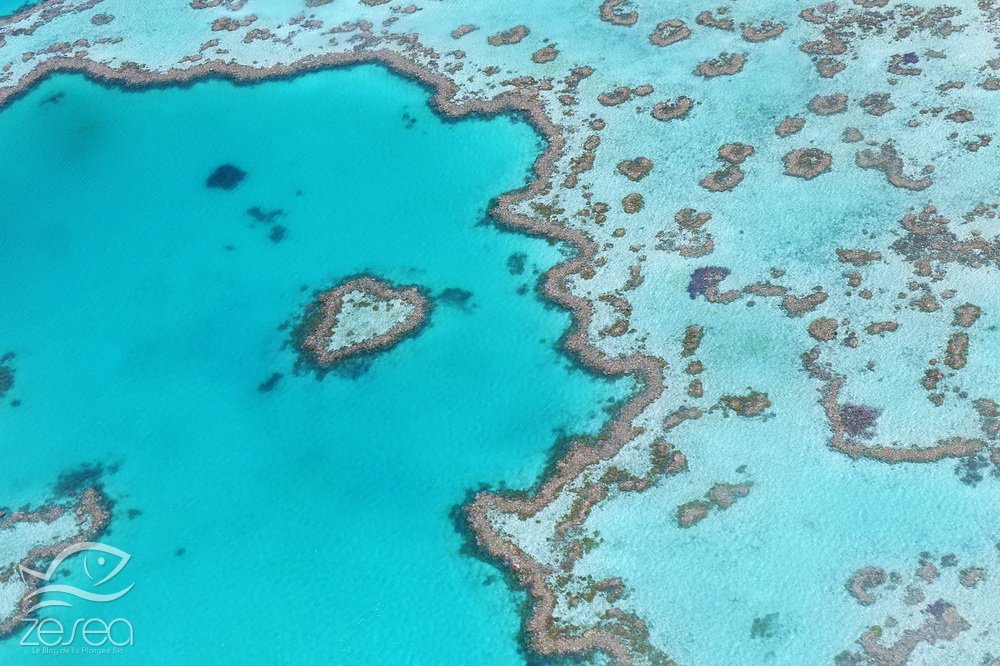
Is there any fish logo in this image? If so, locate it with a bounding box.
[19,542,134,613]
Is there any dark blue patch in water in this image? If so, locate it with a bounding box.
[687,266,730,299]
[206,164,246,190]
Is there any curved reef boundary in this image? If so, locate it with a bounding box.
[0,0,57,27]
[296,275,431,369]
[803,348,989,464]
[0,487,112,638]
[0,48,668,663]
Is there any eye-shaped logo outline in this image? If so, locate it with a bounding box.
[19,542,134,613]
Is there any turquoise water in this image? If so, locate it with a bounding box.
[0,66,627,662]
[0,0,36,18]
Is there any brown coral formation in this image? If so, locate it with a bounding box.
[0,487,112,638]
[597,86,633,106]
[616,157,653,181]
[917,559,940,583]
[602,319,630,337]
[843,128,864,143]
[487,25,529,46]
[807,352,986,463]
[953,303,981,328]
[676,482,752,527]
[706,482,751,508]
[808,92,848,115]
[675,209,711,230]
[450,24,477,39]
[676,499,712,527]
[622,192,644,213]
[892,206,1000,269]
[700,165,744,192]
[857,601,969,665]
[859,92,894,116]
[943,332,968,370]
[959,567,984,587]
[718,142,754,164]
[651,96,693,121]
[856,144,933,191]
[742,21,784,42]
[555,483,609,537]
[700,143,754,192]
[899,205,948,236]
[888,53,922,76]
[648,19,690,46]
[775,116,805,137]
[838,550,995,665]
[837,248,882,266]
[808,317,839,341]
[297,276,430,369]
[531,44,558,63]
[782,290,828,317]
[211,15,257,32]
[191,0,248,8]
[815,57,846,78]
[718,391,771,417]
[599,0,638,26]
[847,567,887,605]
[802,30,847,59]
[681,325,704,357]
[696,10,733,30]
[694,52,746,77]
[865,321,899,335]
[783,148,832,179]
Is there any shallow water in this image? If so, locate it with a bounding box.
[0,65,628,663]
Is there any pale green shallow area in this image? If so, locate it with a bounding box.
[556,10,1000,663]
[0,66,628,663]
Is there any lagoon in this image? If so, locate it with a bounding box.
[0,65,627,663]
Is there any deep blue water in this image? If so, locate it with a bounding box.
[0,65,627,663]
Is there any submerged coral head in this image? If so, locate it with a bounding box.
[206,164,247,190]
[839,403,881,440]
[687,266,730,299]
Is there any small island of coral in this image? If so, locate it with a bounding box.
[297,276,431,369]
[0,488,111,638]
